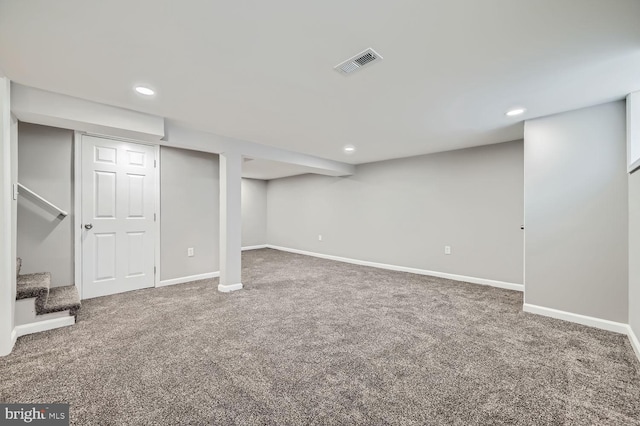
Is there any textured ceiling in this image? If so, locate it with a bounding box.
[1,0,639,167]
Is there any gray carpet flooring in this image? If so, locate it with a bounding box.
[1,248,639,425]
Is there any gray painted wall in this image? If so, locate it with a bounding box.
[17,123,74,287]
[160,148,268,280]
[267,141,524,284]
[630,170,640,338]
[524,101,628,323]
[242,178,267,247]
[16,127,268,285]
[160,146,219,281]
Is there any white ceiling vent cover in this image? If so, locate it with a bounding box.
[334,48,383,75]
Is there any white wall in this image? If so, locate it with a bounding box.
[160,146,219,281]
[524,101,628,323]
[630,150,640,342]
[0,75,16,356]
[17,123,74,287]
[9,113,16,345]
[241,178,267,247]
[628,93,640,347]
[267,141,524,285]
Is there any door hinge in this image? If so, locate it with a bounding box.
[154,266,156,275]
[154,213,156,222]
[154,159,157,168]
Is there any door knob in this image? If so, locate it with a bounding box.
[84,224,93,230]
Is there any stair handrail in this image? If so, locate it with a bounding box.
[17,183,68,217]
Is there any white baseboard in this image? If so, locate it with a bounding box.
[14,316,75,338]
[266,245,523,292]
[242,244,267,251]
[158,272,220,288]
[627,325,640,362]
[218,282,243,292]
[522,303,628,334]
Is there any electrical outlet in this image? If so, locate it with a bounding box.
[444,245,451,255]
[318,234,323,241]
[187,247,194,257]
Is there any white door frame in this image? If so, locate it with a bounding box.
[74,131,160,299]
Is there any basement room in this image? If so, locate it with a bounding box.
[0,1,639,424]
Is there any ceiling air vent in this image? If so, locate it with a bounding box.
[334,48,383,76]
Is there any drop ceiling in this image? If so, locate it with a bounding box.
[1,0,639,170]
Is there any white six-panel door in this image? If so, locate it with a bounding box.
[81,135,157,299]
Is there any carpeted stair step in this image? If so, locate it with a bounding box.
[17,272,51,312]
[42,285,81,316]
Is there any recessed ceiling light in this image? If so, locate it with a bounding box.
[343,145,356,154]
[135,86,155,96]
[505,107,526,117]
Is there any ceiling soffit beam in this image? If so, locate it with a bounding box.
[10,83,354,177]
[11,84,165,142]
[163,121,354,177]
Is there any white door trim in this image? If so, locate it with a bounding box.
[74,132,160,299]
[73,131,83,299]
[154,144,160,288]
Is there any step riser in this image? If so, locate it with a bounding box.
[15,298,71,326]
[15,260,81,337]
[15,316,76,338]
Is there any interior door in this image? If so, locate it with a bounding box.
[81,135,157,299]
